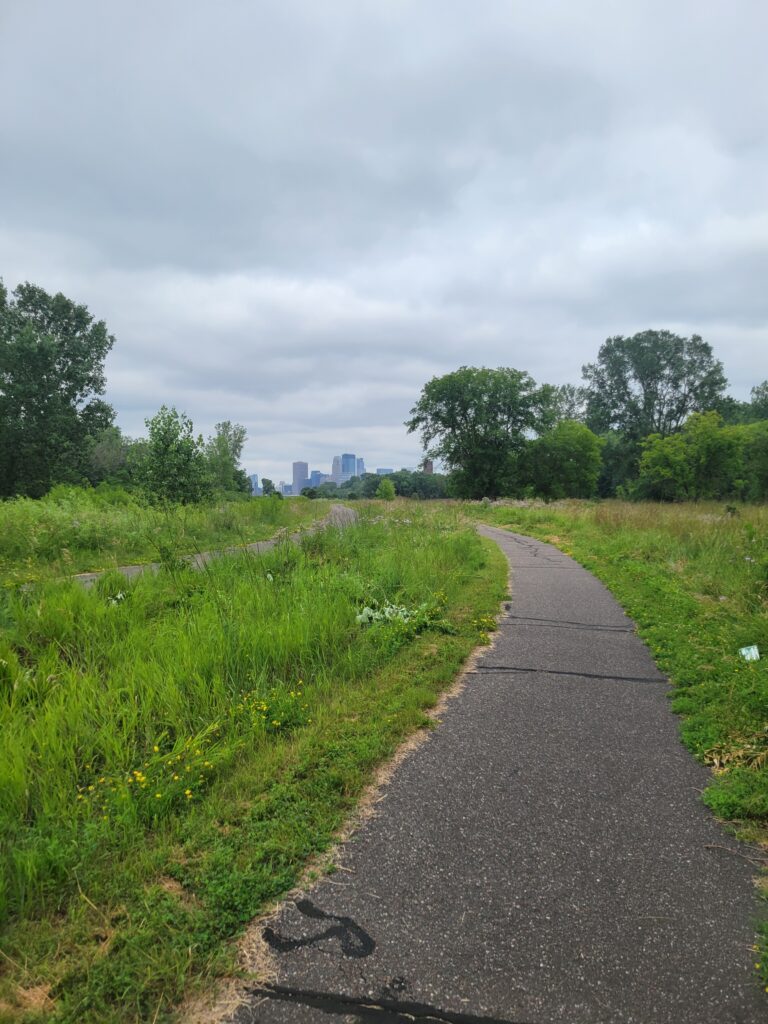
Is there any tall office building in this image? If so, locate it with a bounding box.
[292,461,309,495]
[356,457,365,477]
[341,453,356,481]
[331,455,342,484]
[309,470,324,487]
[248,473,259,494]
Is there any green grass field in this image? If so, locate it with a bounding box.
[0,502,507,1023]
[0,487,330,585]
[469,498,768,986]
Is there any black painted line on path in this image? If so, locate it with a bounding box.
[471,665,667,685]
[244,983,538,1024]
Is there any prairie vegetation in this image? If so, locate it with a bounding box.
[0,502,506,1023]
[0,488,328,584]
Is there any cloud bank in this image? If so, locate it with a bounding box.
[1,0,766,480]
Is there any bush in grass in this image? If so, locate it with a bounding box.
[376,478,396,500]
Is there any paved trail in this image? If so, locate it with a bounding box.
[227,526,765,1024]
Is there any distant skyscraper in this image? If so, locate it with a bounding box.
[331,455,342,484]
[376,468,394,476]
[422,459,434,475]
[292,461,309,495]
[341,453,356,481]
[356,457,365,477]
[248,473,259,494]
[309,470,324,487]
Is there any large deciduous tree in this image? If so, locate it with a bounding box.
[405,366,555,499]
[0,280,115,497]
[582,330,727,440]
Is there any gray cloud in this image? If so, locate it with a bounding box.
[1,0,767,481]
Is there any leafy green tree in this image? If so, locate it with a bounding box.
[408,471,448,499]
[582,330,727,440]
[636,433,693,501]
[376,478,396,500]
[205,420,248,492]
[87,425,131,485]
[360,473,383,498]
[385,470,414,497]
[550,383,586,423]
[742,421,768,501]
[636,412,743,501]
[749,381,768,421]
[528,421,603,499]
[261,477,276,496]
[682,412,743,499]
[714,383,768,425]
[595,431,639,497]
[136,406,212,504]
[0,280,116,496]
[379,468,448,499]
[712,395,752,425]
[406,366,555,499]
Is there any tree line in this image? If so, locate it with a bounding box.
[299,467,449,501]
[3,279,766,505]
[0,281,249,502]
[407,332,768,500]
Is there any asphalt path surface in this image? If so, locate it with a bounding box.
[228,526,766,1024]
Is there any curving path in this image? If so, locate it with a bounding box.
[223,526,765,1024]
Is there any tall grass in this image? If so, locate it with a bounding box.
[0,486,328,583]
[0,503,506,1022]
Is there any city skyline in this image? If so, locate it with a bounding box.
[248,450,423,494]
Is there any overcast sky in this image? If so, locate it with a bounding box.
[1,1,767,481]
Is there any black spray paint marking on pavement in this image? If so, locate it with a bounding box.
[240,983,538,1024]
[262,898,375,958]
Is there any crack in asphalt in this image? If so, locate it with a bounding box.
[503,615,634,634]
[471,665,667,684]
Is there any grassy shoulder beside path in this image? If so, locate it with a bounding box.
[0,502,507,1024]
[0,488,330,586]
[468,499,768,986]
